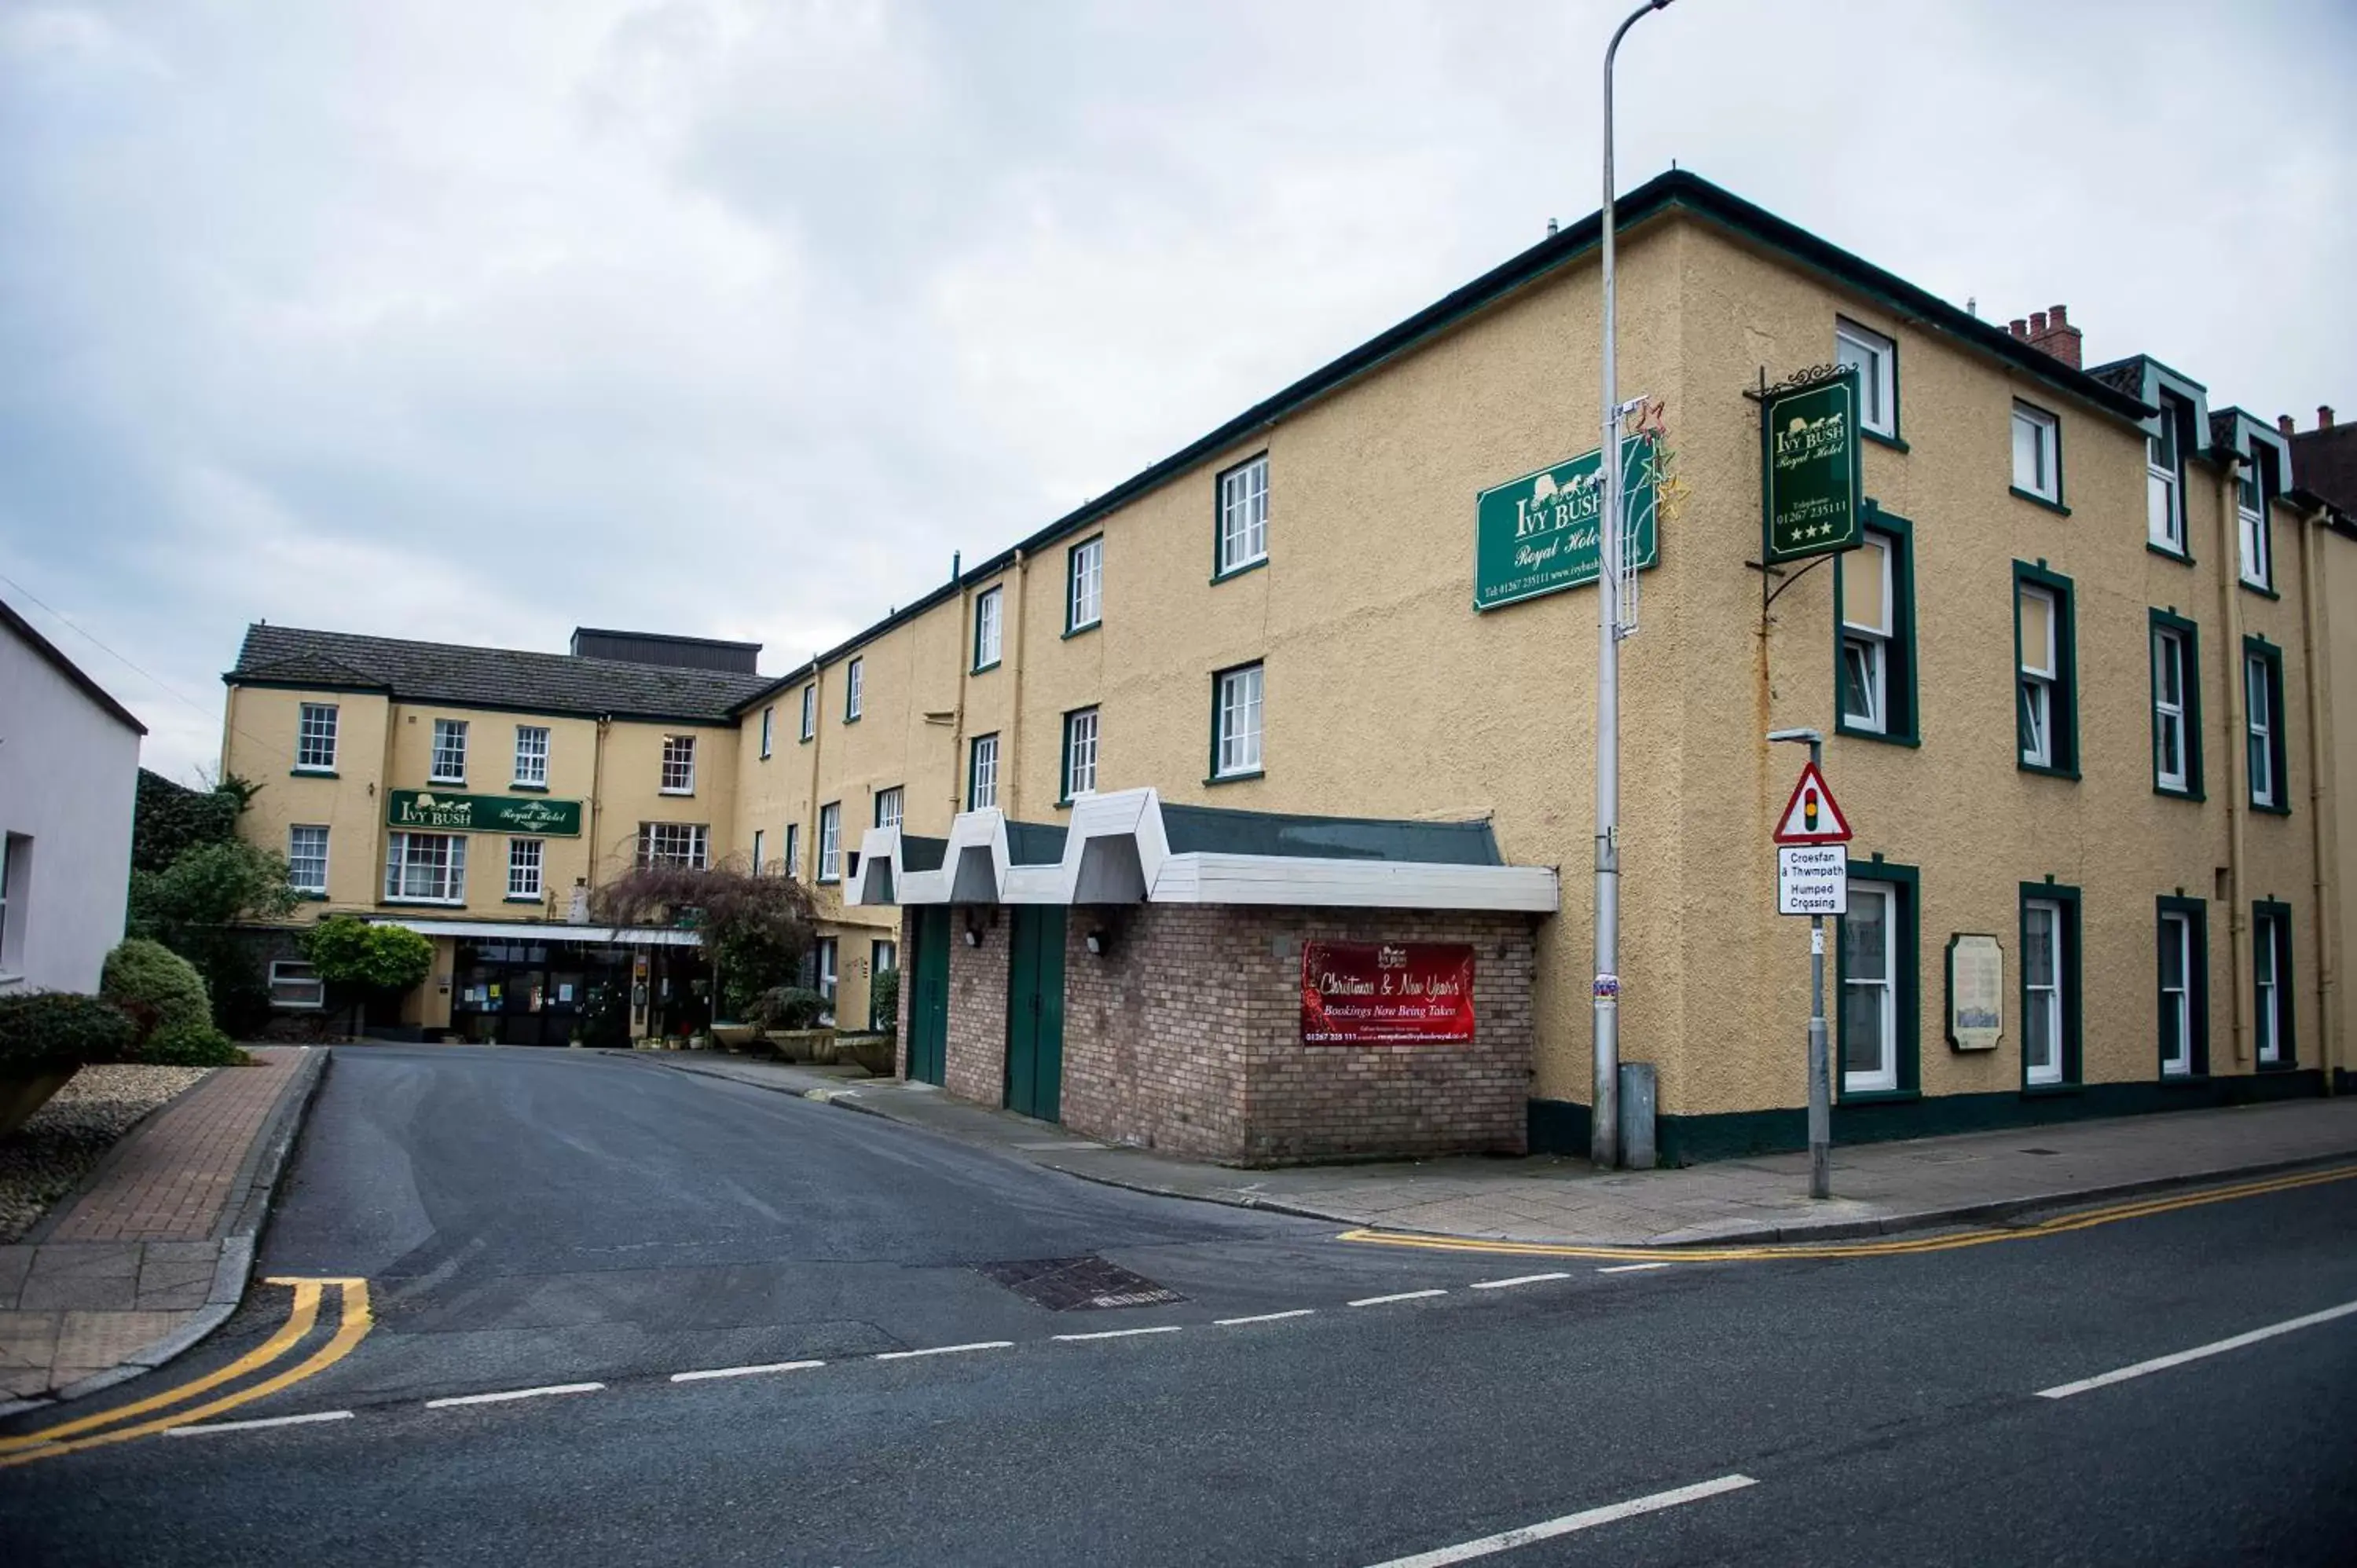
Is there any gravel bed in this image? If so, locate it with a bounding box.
[0,1065,212,1243]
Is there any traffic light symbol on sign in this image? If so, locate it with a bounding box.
[1773,763,1852,844]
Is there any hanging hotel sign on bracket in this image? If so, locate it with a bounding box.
[1760,365,1863,564]
[1472,434,1659,612]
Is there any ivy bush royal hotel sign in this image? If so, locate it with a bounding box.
[1473,434,1659,612]
[387,789,582,837]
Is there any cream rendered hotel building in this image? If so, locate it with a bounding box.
[229,171,2352,1162]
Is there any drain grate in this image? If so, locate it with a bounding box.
[976,1255,1186,1312]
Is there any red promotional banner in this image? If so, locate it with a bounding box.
[1300,941,1477,1046]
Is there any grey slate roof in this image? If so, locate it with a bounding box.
[2085,357,2145,398]
[228,624,773,722]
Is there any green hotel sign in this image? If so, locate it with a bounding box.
[1761,368,1863,563]
[387,789,582,837]
[1473,435,1659,613]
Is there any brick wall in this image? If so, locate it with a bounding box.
[943,906,1009,1106]
[1061,904,1537,1163]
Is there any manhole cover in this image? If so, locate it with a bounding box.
[976,1255,1186,1312]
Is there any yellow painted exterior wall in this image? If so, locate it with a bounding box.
[228,692,740,924]
[717,203,2340,1124]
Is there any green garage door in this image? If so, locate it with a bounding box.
[907,907,951,1086]
[1004,906,1065,1123]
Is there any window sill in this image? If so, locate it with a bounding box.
[504,896,546,905]
[2238,579,2281,601]
[817,877,841,887]
[295,891,330,902]
[2146,541,2194,566]
[1835,720,1919,749]
[759,751,773,762]
[2021,1081,2083,1098]
[2158,1072,2210,1088]
[291,768,339,779]
[2153,783,2206,804]
[2249,801,2293,818]
[1211,556,1269,586]
[1862,427,1908,453]
[970,660,1002,677]
[510,782,548,793]
[800,735,815,746]
[2007,486,2070,517]
[381,897,467,908]
[1836,1088,1918,1105]
[427,778,467,789]
[1205,769,1264,787]
[659,789,696,798]
[2256,1058,2301,1074]
[842,714,862,726]
[2016,760,2081,782]
[1062,620,1102,641]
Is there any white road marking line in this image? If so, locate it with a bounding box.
[670,1359,827,1383]
[424,1383,605,1409]
[874,1341,1014,1361]
[1598,1262,1673,1274]
[1052,1325,1185,1343]
[1349,1289,1448,1308]
[166,1410,354,1437]
[1360,1474,1761,1568]
[1215,1309,1317,1326]
[2036,1299,2357,1400]
[1470,1273,1572,1290]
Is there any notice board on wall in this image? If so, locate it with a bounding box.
[1300,941,1477,1045]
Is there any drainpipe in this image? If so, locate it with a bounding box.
[1005,548,1029,819]
[951,556,972,822]
[805,664,823,878]
[2217,456,2250,1067]
[2297,504,2341,1090]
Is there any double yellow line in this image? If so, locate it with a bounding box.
[0,1276,372,1467]
[1340,1162,2357,1264]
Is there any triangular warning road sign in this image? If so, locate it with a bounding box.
[1772,760,1853,844]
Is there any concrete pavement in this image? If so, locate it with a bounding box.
[0,1047,324,1411]
[633,1049,2357,1245]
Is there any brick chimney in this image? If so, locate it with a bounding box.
[2279,414,2297,438]
[2322,406,2337,430]
[2024,303,2083,370]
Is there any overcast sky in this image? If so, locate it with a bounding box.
[4,0,2351,782]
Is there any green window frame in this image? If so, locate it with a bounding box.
[2242,636,2289,815]
[2018,880,2083,1093]
[972,587,1003,673]
[1059,706,1099,805]
[1207,661,1265,784]
[1836,857,1919,1102]
[2014,562,2079,779]
[2253,900,2296,1071]
[2009,399,2069,515]
[967,732,999,811]
[2154,895,2209,1079]
[1833,509,1917,746]
[2148,610,2203,800]
[1065,535,1103,636]
[1835,317,1904,450]
[843,658,863,724]
[1212,452,1270,583]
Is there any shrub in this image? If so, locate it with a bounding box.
[302,918,434,991]
[753,986,827,1032]
[0,992,134,1074]
[869,965,900,1035]
[101,938,214,1049]
[140,1023,249,1068]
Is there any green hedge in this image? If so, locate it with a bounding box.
[0,992,134,1075]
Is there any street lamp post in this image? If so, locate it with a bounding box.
[1593,0,1676,1171]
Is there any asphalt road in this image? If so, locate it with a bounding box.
[4,1044,2354,1566]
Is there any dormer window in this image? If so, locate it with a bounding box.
[2146,392,2188,555]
